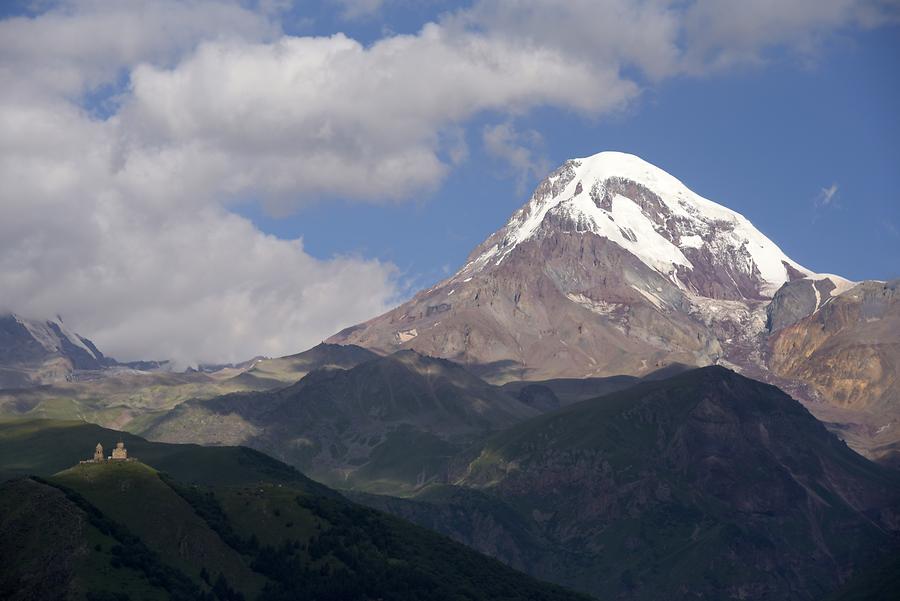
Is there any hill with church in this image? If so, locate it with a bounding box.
[0,417,590,601]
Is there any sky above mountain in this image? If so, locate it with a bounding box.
[1,0,898,365]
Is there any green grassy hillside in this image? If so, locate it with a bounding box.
[54,462,265,597]
[0,418,592,601]
[0,417,321,488]
[0,477,171,601]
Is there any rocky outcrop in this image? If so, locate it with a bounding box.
[767,279,821,332]
[765,276,854,333]
[768,280,900,463]
[769,281,899,410]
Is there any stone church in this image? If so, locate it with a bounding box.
[110,441,129,460]
[80,440,135,463]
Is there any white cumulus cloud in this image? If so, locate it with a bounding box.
[816,183,840,208]
[483,122,549,193]
[116,25,635,208]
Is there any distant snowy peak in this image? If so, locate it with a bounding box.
[13,313,102,360]
[0,313,118,387]
[461,151,831,300]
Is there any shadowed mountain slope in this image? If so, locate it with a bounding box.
[500,374,642,409]
[357,367,900,600]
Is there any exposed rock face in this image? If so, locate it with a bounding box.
[766,276,856,333]
[768,280,900,462]
[334,230,725,381]
[767,278,823,332]
[770,280,899,410]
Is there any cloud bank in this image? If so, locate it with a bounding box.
[1,0,896,364]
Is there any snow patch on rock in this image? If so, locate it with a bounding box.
[565,293,624,316]
[397,328,418,343]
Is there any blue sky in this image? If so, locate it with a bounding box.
[242,6,900,288]
[1,0,898,363]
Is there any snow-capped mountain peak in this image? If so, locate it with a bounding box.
[462,151,817,299]
[329,150,857,384]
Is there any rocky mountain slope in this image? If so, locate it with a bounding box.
[768,279,900,465]
[769,280,899,412]
[0,418,589,601]
[358,367,900,600]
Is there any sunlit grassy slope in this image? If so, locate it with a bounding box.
[0,343,379,436]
